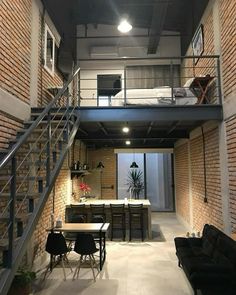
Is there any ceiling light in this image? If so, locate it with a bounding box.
[118,19,132,33]
[122,126,130,133]
[125,140,131,145]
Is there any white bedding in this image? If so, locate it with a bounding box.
[79,87,198,107]
[112,87,198,106]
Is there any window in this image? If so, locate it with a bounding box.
[97,74,121,105]
[44,24,56,75]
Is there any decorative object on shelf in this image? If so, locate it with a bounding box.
[79,182,91,197]
[126,169,144,199]
[97,161,105,169]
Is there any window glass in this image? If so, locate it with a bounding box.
[44,26,55,74]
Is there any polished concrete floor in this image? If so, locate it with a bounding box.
[33,213,196,295]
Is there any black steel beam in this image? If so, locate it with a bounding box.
[79,105,223,122]
[76,130,189,140]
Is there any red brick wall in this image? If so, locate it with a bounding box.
[0,111,23,149]
[190,128,223,231]
[88,148,117,199]
[175,142,190,224]
[220,0,236,101]
[226,116,236,233]
[0,0,32,104]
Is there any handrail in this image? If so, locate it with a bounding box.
[0,66,80,170]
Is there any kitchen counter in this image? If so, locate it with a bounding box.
[67,199,152,238]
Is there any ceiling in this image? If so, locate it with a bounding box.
[44,0,209,57]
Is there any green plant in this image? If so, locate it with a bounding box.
[12,268,36,288]
[126,169,144,199]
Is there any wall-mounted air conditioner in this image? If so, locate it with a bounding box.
[90,46,118,58]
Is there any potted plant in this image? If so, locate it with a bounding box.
[8,268,36,295]
[126,169,144,199]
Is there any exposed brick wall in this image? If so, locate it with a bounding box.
[34,163,69,258]
[226,116,236,233]
[190,127,223,231]
[174,142,190,224]
[0,0,31,104]
[220,0,236,101]
[88,148,116,199]
[0,111,23,149]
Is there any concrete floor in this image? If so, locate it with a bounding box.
[33,213,195,295]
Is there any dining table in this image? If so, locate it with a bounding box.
[47,222,110,270]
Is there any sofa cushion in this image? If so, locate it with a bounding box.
[202,225,220,257]
[213,235,236,269]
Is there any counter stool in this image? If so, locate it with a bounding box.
[110,204,126,241]
[90,204,106,222]
[128,203,144,241]
[66,204,88,223]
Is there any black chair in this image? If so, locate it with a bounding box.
[66,204,88,223]
[110,204,126,241]
[128,203,144,241]
[90,204,106,222]
[44,232,72,280]
[73,233,99,281]
[64,215,85,248]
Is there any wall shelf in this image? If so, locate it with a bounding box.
[71,170,91,179]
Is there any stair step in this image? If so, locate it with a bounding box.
[0,237,20,250]
[0,192,40,199]
[17,128,64,136]
[0,213,31,222]
[24,120,72,126]
[9,138,65,145]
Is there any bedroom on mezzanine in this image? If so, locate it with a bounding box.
[76,23,220,108]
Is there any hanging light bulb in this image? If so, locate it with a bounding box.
[97,161,105,169]
[117,19,132,33]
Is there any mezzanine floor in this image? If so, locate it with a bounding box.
[33,213,197,295]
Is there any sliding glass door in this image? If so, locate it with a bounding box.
[117,152,174,211]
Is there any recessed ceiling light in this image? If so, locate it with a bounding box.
[122,126,130,133]
[125,140,131,145]
[118,19,132,33]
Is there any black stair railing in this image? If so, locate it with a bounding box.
[0,67,80,295]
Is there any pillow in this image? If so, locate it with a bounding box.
[183,78,194,88]
[174,87,186,97]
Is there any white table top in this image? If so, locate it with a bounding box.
[69,199,151,207]
[48,223,110,232]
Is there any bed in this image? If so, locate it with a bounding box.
[112,86,198,106]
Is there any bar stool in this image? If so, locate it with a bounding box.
[66,204,88,222]
[73,233,99,281]
[110,203,126,241]
[90,204,106,222]
[128,203,144,241]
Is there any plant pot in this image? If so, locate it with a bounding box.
[8,284,31,295]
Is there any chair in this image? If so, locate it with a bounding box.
[128,203,144,241]
[66,204,88,223]
[64,215,85,248]
[73,233,99,281]
[110,204,126,241]
[90,204,106,222]
[44,232,72,280]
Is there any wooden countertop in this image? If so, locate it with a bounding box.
[67,199,151,207]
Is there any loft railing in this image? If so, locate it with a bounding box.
[77,55,222,107]
[0,67,80,295]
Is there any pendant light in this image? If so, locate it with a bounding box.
[97,161,105,169]
[130,149,138,168]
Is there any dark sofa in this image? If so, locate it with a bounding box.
[174,224,236,295]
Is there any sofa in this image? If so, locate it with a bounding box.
[174,224,236,295]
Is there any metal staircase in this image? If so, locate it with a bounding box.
[0,67,80,295]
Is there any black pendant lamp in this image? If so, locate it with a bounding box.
[97,161,105,169]
[130,161,139,168]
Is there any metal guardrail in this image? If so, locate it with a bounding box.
[77,55,222,107]
[0,67,80,295]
